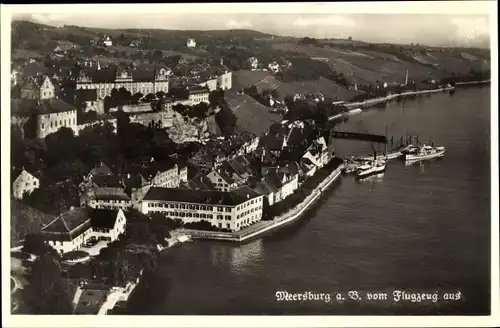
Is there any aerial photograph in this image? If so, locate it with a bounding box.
[3,1,496,324]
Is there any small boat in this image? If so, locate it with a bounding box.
[355,160,387,179]
[405,144,445,162]
[177,234,192,243]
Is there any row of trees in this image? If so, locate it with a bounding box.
[262,158,343,220]
[243,85,280,106]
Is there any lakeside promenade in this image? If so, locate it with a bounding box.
[179,163,345,242]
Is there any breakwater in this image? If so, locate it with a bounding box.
[180,163,345,242]
[343,86,455,110]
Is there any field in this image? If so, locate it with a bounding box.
[232,70,281,92]
[271,42,490,85]
[225,90,282,135]
[232,70,361,101]
[276,78,361,101]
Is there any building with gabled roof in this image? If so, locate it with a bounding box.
[76,67,169,99]
[40,207,127,254]
[12,168,40,199]
[141,185,263,231]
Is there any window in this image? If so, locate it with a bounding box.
[225,207,231,213]
[225,215,231,220]
[41,123,44,129]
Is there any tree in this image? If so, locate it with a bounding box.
[155,91,165,99]
[152,50,163,62]
[21,255,72,314]
[348,36,352,41]
[271,89,280,99]
[22,233,58,256]
[143,93,156,102]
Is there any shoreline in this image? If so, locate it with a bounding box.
[179,163,345,243]
[340,79,490,111]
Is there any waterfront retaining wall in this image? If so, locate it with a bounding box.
[181,164,345,242]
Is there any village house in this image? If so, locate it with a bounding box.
[186,38,196,48]
[75,89,105,114]
[268,62,281,74]
[248,57,259,70]
[206,167,240,192]
[141,185,263,232]
[103,36,113,47]
[12,168,40,199]
[254,168,299,206]
[76,67,169,99]
[123,157,183,188]
[189,148,227,173]
[11,69,19,86]
[301,136,331,169]
[217,71,233,90]
[20,75,55,100]
[188,173,217,191]
[39,207,127,254]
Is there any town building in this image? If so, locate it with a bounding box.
[217,71,232,90]
[76,67,170,99]
[75,89,105,114]
[86,189,132,210]
[141,185,263,232]
[301,136,331,169]
[128,110,174,129]
[103,36,113,47]
[75,116,118,136]
[248,57,259,70]
[12,169,40,199]
[188,148,227,173]
[206,168,240,192]
[124,157,185,188]
[186,38,196,48]
[20,75,56,100]
[254,169,299,206]
[39,207,127,254]
[197,78,218,92]
[11,98,78,139]
[268,62,281,74]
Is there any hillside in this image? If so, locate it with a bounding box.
[11,199,55,247]
[271,42,490,85]
[232,70,361,101]
[225,90,282,136]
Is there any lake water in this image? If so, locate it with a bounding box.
[128,86,491,315]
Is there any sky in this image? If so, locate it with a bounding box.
[9,2,493,48]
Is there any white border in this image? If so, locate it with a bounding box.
[1,2,498,327]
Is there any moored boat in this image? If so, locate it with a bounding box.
[405,144,445,162]
[355,159,387,179]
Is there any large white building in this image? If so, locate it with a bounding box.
[141,185,263,232]
[12,169,40,199]
[76,67,170,99]
[12,75,79,139]
[187,38,196,48]
[40,208,127,254]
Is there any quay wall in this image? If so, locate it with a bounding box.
[181,163,345,242]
